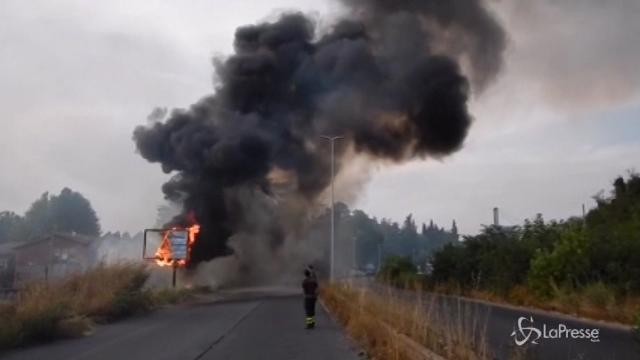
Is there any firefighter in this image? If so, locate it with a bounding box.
[302,268,319,329]
[306,264,317,280]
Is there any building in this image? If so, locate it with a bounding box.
[1,233,98,286]
[0,241,19,289]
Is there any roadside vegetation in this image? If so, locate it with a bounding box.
[303,203,459,278]
[378,256,423,288]
[0,188,101,243]
[412,174,640,325]
[0,263,196,350]
[322,283,489,360]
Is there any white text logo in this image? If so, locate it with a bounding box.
[510,316,600,346]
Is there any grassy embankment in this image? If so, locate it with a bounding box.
[322,282,491,360]
[424,174,640,330]
[431,281,640,327]
[381,255,640,327]
[0,263,197,350]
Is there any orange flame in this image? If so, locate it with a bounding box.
[154,224,200,268]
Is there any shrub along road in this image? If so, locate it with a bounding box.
[0,289,360,360]
[366,281,640,360]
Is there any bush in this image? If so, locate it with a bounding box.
[0,284,71,348]
[551,286,583,314]
[423,174,640,324]
[507,285,535,306]
[152,288,194,306]
[528,227,590,297]
[16,302,69,343]
[56,316,93,338]
[107,289,153,320]
[582,282,616,309]
[431,226,532,294]
[0,263,154,350]
[378,256,418,287]
[63,263,150,319]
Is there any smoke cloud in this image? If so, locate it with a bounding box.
[133,0,506,279]
[338,0,506,90]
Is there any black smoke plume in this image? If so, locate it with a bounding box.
[133,1,505,267]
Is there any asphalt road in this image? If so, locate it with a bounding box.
[368,282,640,360]
[433,293,639,360]
[1,290,361,360]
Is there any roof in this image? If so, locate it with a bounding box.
[12,233,96,250]
[0,241,23,254]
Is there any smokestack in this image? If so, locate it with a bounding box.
[493,207,500,226]
[133,2,506,280]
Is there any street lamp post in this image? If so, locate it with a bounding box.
[320,135,343,282]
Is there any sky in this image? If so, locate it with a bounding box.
[1,0,639,235]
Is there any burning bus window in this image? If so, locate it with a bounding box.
[142,230,164,261]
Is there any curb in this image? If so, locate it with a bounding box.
[319,299,367,358]
[437,292,635,332]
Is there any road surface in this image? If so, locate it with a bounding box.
[367,281,640,360]
[1,289,361,360]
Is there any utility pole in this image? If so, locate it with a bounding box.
[377,244,382,272]
[320,135,344,282]
[493,207,500,226]
[172,261,177,288]
[352,236,357,272]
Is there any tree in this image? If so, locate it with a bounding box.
[22,188,101,238]
[351,210,383,268]
[398,214,418,258]
[402,214,417,235]
[528,225,591,296]
[49,188,101,236]
[431,173,640,296]
[0,211,26,242]
[24,192,51,237]
[379,256,418,286]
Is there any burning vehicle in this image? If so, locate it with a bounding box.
[142,224,201,286]
[147,225,201,268]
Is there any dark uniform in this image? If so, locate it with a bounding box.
[302,269,318,329]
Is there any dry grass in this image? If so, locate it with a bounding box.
[547,285,640,325]
[322,283,490,360]
[435,282,640,325]
[62,263,152,321]
[0,263,192,350]
[151,288,197,305]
